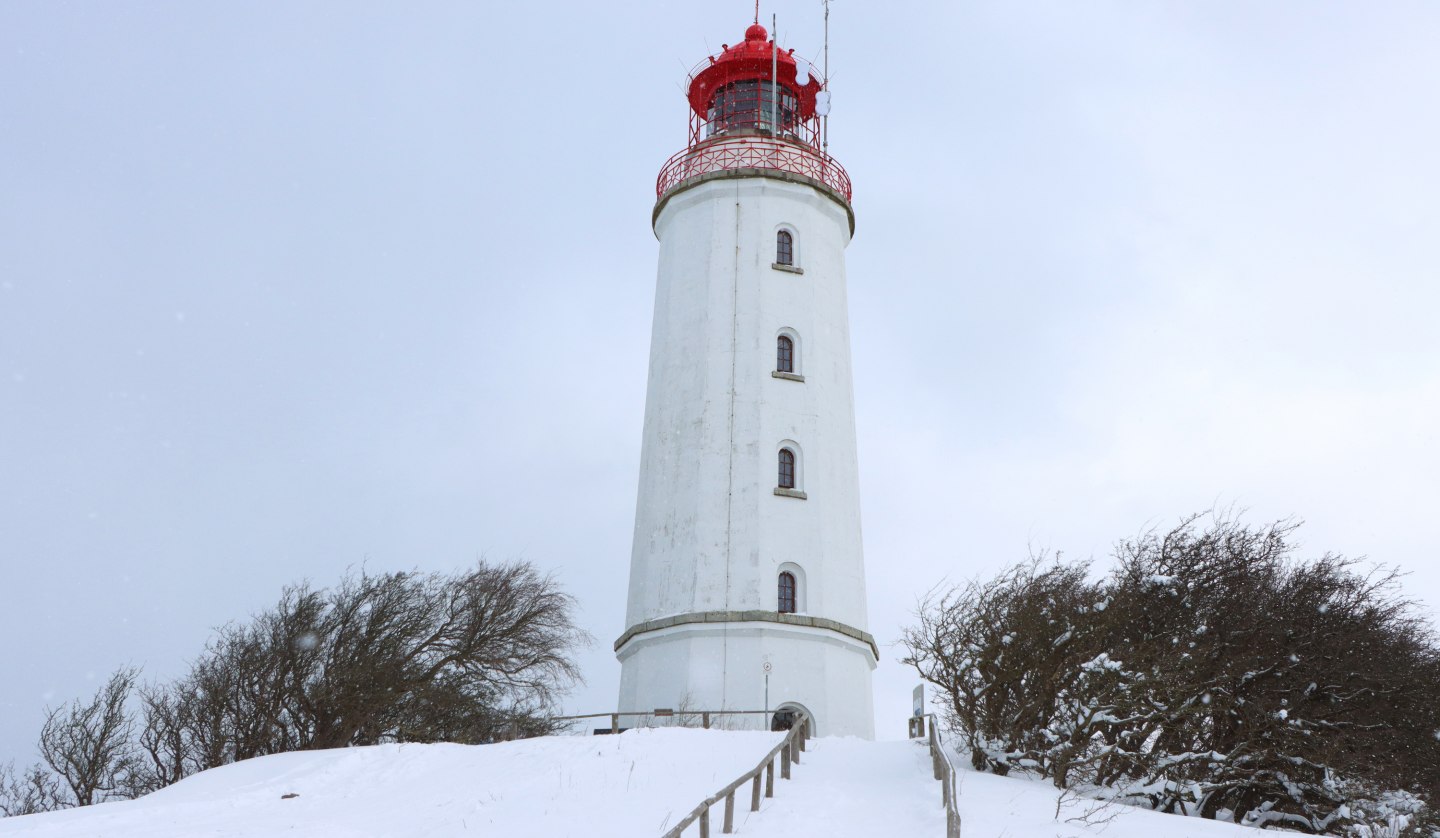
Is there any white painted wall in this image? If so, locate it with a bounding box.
[617,173,875,738]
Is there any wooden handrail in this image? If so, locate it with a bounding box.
[659,713,811,838]
[923,714,962,838]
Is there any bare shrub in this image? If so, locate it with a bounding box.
[3,560,588,815]
[36,668,140,807]
[903,514,1440,835]
[130,561,588,790]
[0,761,63,816]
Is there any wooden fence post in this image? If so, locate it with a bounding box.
[703,712,711,730]
[751,774,762,811]
[765,758,774,797]
[781,744,791,780]
[792,739,801,765]
[723,791,735,833]
[611,713,620,734]
[699,806,709,838]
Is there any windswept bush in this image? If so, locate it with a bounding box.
[2,560,590,814]
[903,515,1440,836]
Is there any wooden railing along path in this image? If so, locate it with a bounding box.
[922,714,962,838]
[658,712,811,838]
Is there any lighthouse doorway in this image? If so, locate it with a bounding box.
[771,703,813,733]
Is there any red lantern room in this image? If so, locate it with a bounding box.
[657,22,851,206]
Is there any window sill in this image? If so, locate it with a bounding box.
[771,371,805,382]
[773,487,808,500]
[771,263,804,275]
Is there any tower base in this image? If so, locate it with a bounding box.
[616,616,876,739]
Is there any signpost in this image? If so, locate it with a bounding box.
[908,684,926,739]
[763,660,773,723]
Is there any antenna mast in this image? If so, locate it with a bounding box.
[822,0,830,154]
[772,14,779,134]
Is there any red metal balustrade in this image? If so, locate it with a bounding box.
[657,135,852,204]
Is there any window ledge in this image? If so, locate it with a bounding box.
[773,487,808,500]
[771,371,805,382]
[771,263,804,275]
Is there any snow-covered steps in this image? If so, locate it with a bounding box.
[0,728,784,838]
[731,738,948,836]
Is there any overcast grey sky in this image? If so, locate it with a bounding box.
[2,1,1438,761]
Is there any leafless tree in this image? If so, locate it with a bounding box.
[130,560,589,791]
[36,667,140,808]
[0,761,63,816]
[0,558,590,818]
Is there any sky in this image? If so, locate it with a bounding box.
[2,1,1438,764]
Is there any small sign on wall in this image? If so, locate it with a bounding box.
[912,684,924,718]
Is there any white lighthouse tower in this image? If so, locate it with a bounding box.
[616,19,875,739]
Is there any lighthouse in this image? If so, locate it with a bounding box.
[615,19,875,739]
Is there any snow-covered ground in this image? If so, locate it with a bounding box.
[0,728,783,838]
[736,737,947,836]
[0,729,1278,838]
[954,762,1268,838]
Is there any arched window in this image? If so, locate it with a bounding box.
[777,448,796,489]
[776,335,794,373]
[778,572,797,614]
[776,230,794,266]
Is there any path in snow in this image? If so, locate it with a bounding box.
[734,738,948,837]
[733,736,1274,838]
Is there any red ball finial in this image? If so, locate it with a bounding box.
[745,23,768,42]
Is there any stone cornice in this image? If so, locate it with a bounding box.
[614,610,879,661]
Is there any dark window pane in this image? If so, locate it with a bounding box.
[778,572,797,613]
[707,80,800,138]
[776,230,793,265]
[777,336,793,372]
[778,449,795,489]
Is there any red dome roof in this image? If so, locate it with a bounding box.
[687,24,823,120]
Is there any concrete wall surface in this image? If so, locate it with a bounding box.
[618,172,874,739]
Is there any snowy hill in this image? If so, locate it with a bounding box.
[0,729,1273,838]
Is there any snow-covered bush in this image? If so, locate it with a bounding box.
[903,514,1440,836]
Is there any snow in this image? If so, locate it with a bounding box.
[954,758,1267,838]
[735,738,946,836]
[0,728,783,838]
[0,730,1334,838]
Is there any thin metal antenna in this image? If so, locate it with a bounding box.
[771,13,779,134]
[822,0,830,154]
[755,0,760,25]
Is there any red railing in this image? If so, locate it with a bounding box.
[656,135,852,203]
